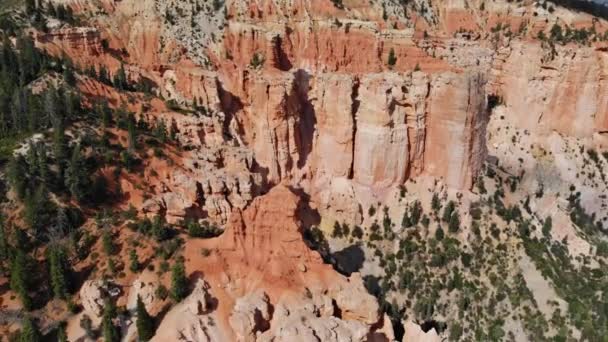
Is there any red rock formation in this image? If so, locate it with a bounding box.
[150,185,385,341]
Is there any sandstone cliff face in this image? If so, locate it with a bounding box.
[490,40,608,138]
[40,0,608,231]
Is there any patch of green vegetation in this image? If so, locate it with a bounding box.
[0,132,28,162]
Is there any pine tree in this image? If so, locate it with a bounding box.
[102,299,119,342]
[542,216,553,237]
[25,93,39,133]
[13,228,30,253]
[113,64,128,90]
[102,230,114,256]
[154,119,167,143]
[442,201,456,222]
[48,245,70,299]
[150,215,167,241]
[34,142,50,186]
[10,251,32,310]
[44,87,57,125]
[435,226,445,241]
[63,65,76,87]
[127,112,136,152]
[6,155,28,200]
[25,142,37,171]
[86,65,97,78]
[100,102,112,128]
[136,295,155,341]
[52,114,67,182]
[387,48,397,67]
[129,249,139,273]
[65,144,91,202]
[448,211,460,233]
[24,185,56,238]
[99,65,110,85]
[0,218,10,276]
[431,193,441,213]
[107,257,116,275]
[10,89,27,132]
[0,218,9,263]
[19,316,41,342]
[170,259,188,302]
[52,207,70,241]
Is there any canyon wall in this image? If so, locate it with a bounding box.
[37,0,608,229]
[31,0,608,341]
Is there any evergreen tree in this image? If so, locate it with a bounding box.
[410,201,422,226]
[23,185,53,238]
[51,207,70,241]
[136,295,155,341]
[401,210,413,229]
[107,257,116,275]
[542,216,553,237]
[0,218,10,263]
[62,64,76,87]
[24,185,56,238]
[129,249,139,273]
[442,201,456,222]
[136,113,148,130]
[127,112,136,152]
[154,119,167,143]
[170,259,188,302]
[102,230,114,256]
[113,64,128,90]
[11,88,27,132]
[10,251,32,310]
[431,193,441,213]
[47,245,70,299]
[13,228,30,253]
[98,65,110,85]
[387,48,397,67]
[435,226,445,241]
[85,65,97,79]
[44,86,58,124]
[6,155,28,200]
[34,142,50,186]
[150,215,167,242]
[19,316,41,342]
[64,144,90,202]
[448,211,460,233]
[101,299,119,342]
[25,142,38,172]
[100,101,112,128]
[51,112,67,181]
[25,93,40,133]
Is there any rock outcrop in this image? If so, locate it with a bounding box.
[79,280,107,318]
[402,321,441,342]
[152,185,387,341]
